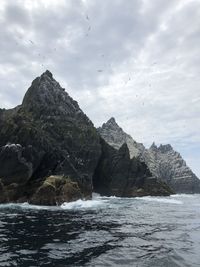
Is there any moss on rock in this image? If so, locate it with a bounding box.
[30,175,83,205]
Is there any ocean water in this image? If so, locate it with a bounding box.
[0,194,200,267]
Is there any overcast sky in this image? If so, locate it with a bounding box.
[0,0,200,176]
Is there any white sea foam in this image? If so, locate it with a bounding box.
[0,203,59,211]
[2,194,193,211]
[135,196,183,204]
[93,192,123,200]
[0,198,108,211]
[171,194,197,198]
[61,199,107,210]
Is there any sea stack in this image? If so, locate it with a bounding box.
[0,70,101,204]
[0,71,173,205]
[98,118,200,193]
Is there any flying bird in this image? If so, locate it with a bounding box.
[29,40,35,45]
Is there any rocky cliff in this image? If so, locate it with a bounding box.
[0,71,173,205]
[98,118,200,193]
[98,117,145,158]
[143,143,200,193]
[93,139,172,197]
[0,70,101,204]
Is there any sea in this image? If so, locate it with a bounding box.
[0,194,200,267]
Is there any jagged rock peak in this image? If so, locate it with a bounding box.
[158,144,173,153]
[42,69,53,79]
[98,118,145,158]
[150,143,173,153]
[22,70,81,116]
[101,117,121,130]
[107,117,117,125]
[150,142,157,150]
[23,70,65,102]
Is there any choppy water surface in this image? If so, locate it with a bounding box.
[0,194,200,267]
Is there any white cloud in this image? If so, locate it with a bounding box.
[0,0,199,176]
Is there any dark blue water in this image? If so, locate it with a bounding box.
[0,194,200,267]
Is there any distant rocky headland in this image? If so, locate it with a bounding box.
[98,118,200,193]
[0,71,199,205]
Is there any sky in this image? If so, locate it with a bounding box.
[0,0,200,176]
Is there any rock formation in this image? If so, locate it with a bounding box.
[0,70,101,203]
[143,143,200,193]
[98,118,200,193]
[93,139,172,197]
[0,71,173,205]
[98,117,145,158]
[31,175,82,206]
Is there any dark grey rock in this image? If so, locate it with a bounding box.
[98,118,200,194]
[0,70,101,203]
[0,71,174,205]
[0,144,33,185]
[93,138,172,197]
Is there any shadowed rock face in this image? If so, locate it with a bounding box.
[0,144,33,185]
[0,70,101,202]
[93,138,173,197]
[98,118,200,194]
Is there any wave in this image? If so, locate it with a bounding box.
[171,194,197,198]
[135,196,183,204]
[93,194,120,200]
[0,198,108,211]
[2,193,197,210]
[61,199,107,210]
[0,202,59,211]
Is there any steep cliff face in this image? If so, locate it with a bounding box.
[0,70,101,203]
[98,117,145,158]
[143,143,200,193]
[93,138,172,197]
[98,118,200,193]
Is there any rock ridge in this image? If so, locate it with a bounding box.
[98,117,200,193]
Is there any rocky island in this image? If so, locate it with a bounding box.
[0,71,181,205]
[98,118,200,193]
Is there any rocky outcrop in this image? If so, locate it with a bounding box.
[98,118,145,158]
[30,175,83,205]
[98,118,200,193]
[0,70,101,203]
[0,71,174,205]
[93,138,173,197]
[143,143,200,193]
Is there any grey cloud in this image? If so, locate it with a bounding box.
[4,2,30,26]
[0,0,200,176]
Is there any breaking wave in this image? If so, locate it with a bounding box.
[135,196,183,204]
[0,202,59,211]
[2,194,197,211]
[0,198,108,211]
[61,199,107,210]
